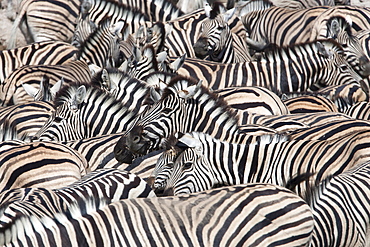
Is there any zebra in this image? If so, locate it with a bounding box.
[344,101,370,120]
[78,17,126,68]
[177,39,364,95]
[78,0,149,39]
[0,40,78,84]
[306,160,370,246]
[114,75,288,163]
[0,168,155,226]
[6,0,81,48]
[153,129,370,198]
[213,86,290,116]
[0,140,88,192]
[281,82,369,113]
[0,183,314,246]
[193,3,252,63]
[283,95,339,113]
[33,82,142,142]
[241,6,370,77]
[0,101,54,138]
[0,60,91,106]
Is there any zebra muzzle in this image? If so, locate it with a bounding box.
[193,37,208,59]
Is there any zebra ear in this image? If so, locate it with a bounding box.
[22,82,38,98]
[101,69,117,91]
[329,18,341,37]
[88,63,102,76]
[118,60,128,72]
[156,51,167,64]
[178,80,203,99]
[50,78,64,98]
[110,19,126,39]
[164,23,173,38]
[222,7,235,22]
[169,53,186,72]
[204,1,212,18]
[317,41,334,59]
[73,85,87,108]
[176,133,202,150]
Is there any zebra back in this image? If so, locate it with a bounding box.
[0,141,88,193]
[283,95,339,113]
[0,60,91,106]
[0,184,313,246]
[345,101,370,120]
[178,40,363,94]
[0,41,78,83]
[306,160,370,246]
[0,101,54,138]
[0,168,155,231]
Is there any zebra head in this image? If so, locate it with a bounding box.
[193,3,234,61]
[312,39,364,90]
[325,16,370,78]
[160,132,216,196]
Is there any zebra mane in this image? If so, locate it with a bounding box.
[161,75,240,126]
[209,2,227,19]
[90,0,150,21]
[53,82,130,114]
[260,38,344,61]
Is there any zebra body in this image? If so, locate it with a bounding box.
[0,101,54,138]
[0,60,91,106]
[177,39,363,94]
[214,86,290,116]
[34,82,140,142]
[0,184,314,247]
[0,168,155,224]
[345,101,370,120]
[114,75,287,162]
[241,6,370,77]
[7,0,80,48]
[0,41,78,84]
[283,95,339,113]
[0,140,88,193]
[307,160,370,246]
[155,130,370,198]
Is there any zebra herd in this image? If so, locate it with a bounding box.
[2,0,370,246]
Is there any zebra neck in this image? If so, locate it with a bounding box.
[192,93,239,141]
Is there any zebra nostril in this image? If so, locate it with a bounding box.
[133,135,140,143]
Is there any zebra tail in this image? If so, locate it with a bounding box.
[6,4,27,49]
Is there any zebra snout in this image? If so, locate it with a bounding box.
[193,37,208,59]
[359,56,370,77]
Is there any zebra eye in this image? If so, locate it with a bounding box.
[339,64,348,72]
[161,108,172,114]
[54,116,64,123]
[167,162,174,168]
[183,162,192,169]
[341,43,348,48]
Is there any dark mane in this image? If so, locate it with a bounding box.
[161,75,239,123]
[260,38,344,61]
[210,2,227,19]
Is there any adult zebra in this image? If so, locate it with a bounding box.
[306,160,370,246]
[114,75,288,163]
[0,184,314,246]
[152,129,370,198]
[177,39,364,94]
[0,41,78,84]
[241,6,370,77]
[7,0,81,48]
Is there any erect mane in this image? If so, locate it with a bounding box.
[53,81,129,113]
[260,38,344,61]
[161,75,240,125]
[77,16,113,59]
